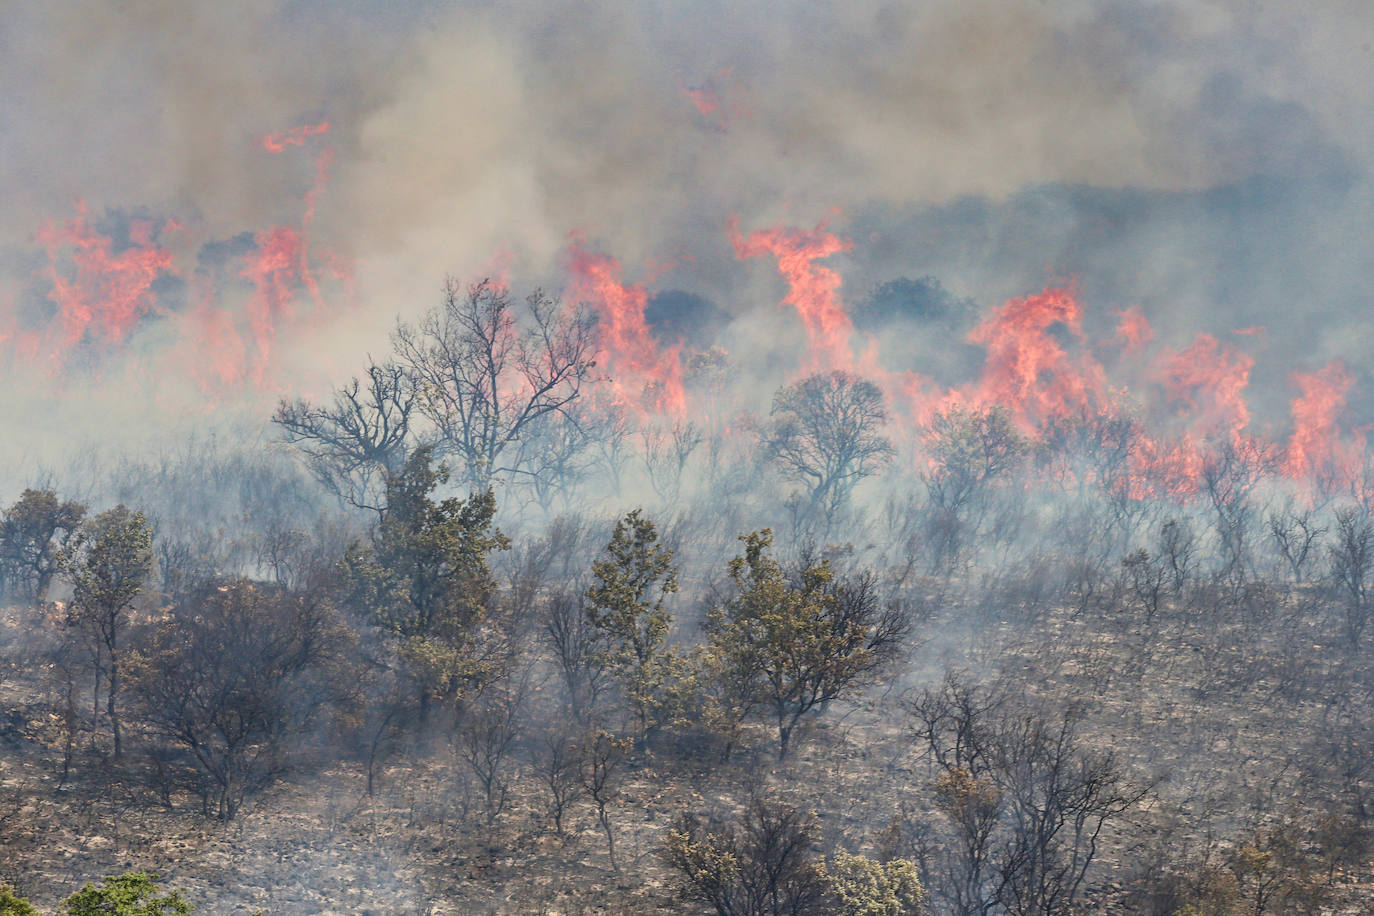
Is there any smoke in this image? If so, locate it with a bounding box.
[3,0,1374,486]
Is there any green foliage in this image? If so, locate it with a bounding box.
[664,801,926,915]
[63,872,192,915]
[705,530,904,759]
[821,853,927,916]
[340,446,509,706]
[663,798,828,916]
[65,506,154,620]
[0,885,39,916]
[586,510,685,735]
[62,505,154,757]
[0,488,86,603]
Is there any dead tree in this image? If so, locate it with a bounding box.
[274,359,417,515]
[392,279,597,491]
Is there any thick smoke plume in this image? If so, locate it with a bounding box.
[3,0,1374,493]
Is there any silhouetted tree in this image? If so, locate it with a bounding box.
[392,278,597,490]
[274,358,417,515]
[768,371,893,522]
[0,489,85,604]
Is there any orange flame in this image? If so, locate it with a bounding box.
[1154,334,1254,441]
[566,242,685,417]
[966,285,1104,429]
[36,203,174,360]
[1112,305,1153,356]
[729,218,855,374]
[262,121,331,153]
[1285,360,1358,484]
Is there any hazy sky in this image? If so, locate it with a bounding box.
[3,0,1373,458]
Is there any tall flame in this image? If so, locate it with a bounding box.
[1285,360,1358,485]
[566,243,685,417]
[1154,334,1254,442]
[966,286,1104,429]
[729,218,855,374]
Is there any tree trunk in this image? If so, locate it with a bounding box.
[598,804,618,872]
[106,622,122,758]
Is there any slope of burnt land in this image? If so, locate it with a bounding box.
[3,552,1374,915]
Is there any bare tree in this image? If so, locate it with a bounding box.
[127,580,349,819]
[393,278,597,490]
[1267,502,1326,585]
[455,680,526,826]
[1328,506,1373,647]
[274,359,417,515]
[768,371,894,523]
[908,676,1150,915]
[922,406,1028,574]
[1199,438,1274,591]
[534,726,585,836]
[577,729,632,872]
[641,419,703,506]
[542,588,608,725]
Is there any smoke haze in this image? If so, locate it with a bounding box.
[4,0,1374,479]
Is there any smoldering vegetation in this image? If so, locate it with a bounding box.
[6,1,1374,913]
[5,265,1374,914]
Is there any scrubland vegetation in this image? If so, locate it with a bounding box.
[3,278,1374,915]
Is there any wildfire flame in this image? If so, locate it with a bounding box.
[3,121,347,397]
[566,242,686,417]
[37,204,174,357]
[730,217,855,375]
[966,285,1104,430]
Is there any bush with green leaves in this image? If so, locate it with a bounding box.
[0,884,39,916]
[63,873,192,916]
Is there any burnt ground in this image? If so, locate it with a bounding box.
[3,580,1374,914]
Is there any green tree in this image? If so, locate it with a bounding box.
[63,872,192,915]
[821,853,927,916]
[63,506,154,758]
[586,509,684,736]
[0,885,39,916]
[705,531,907,760]
[0,488,86,604]
[340,446,509,709]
